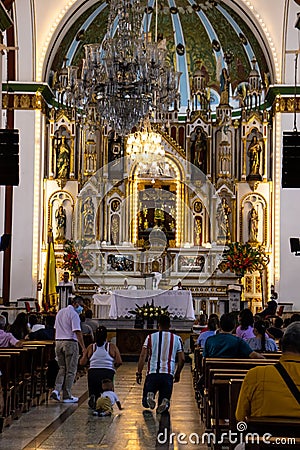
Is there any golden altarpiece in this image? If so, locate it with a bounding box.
[43,57,273,315]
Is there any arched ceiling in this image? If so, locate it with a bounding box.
[49,0,271,108]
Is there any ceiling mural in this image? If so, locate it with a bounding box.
[49,0,271,109]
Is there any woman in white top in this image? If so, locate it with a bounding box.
[80,326,122,409]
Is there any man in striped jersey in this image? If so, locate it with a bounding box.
[136,314,185,414]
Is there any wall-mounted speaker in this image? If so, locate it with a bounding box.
[0,129,19,186]
[282,131,300,188]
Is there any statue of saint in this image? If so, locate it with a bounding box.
[194,218,202,246]
[111,215,119,245]
[219,68,230,105]
[82,198,95,236]
[248,207,259,242]
[216,198,231,243]
[56,136,70,179]
[248,136,262,176]
[191,128,207,173]
[55,205,66,241]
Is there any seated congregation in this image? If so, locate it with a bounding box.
[0,298,300,449]
[193,308,300,449]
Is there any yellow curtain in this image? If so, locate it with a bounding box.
[43,231,57,311]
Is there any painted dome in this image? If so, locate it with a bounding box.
[49,0,271,109]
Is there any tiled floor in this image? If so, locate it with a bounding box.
[0,362,206,450]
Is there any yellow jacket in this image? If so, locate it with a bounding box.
[236,354,300,421]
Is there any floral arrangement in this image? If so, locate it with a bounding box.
[129,299,169,320]
[63,240,93,275]
[219,242,269,278]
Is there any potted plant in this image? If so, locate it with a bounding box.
[219,242,270,306]
[129,299,169,329]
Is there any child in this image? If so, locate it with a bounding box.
[93,379,123,416]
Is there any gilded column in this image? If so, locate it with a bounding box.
[242,138,247,179]
[207,136,212,180]
[69,137,75,178]
[50,136,54,178]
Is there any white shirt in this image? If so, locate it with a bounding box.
[54,305,81,341]
[58,280,75,293]
[101,390,119,405]
[143,331,183,376]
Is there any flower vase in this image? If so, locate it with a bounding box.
[147,317,154,329]
[134,316,144,329]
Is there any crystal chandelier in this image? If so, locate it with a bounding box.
[55,0,181,136]
[126,119,165,163]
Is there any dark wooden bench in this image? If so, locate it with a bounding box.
[245,417,300,449]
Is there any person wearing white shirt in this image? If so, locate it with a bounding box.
[58,272,76,308]
[50,296,86,403]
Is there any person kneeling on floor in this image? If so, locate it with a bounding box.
[136,314,185,414]
[93,379,123,417]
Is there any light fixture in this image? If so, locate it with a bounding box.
[54,0,181,136]
[126,118,165,163]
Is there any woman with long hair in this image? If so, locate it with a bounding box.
[79,325,122,410]
[236,309,255,340]
[246,320,278,352]
[197,316,219,347]
[8,312,29,340]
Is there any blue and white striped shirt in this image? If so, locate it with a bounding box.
[143,331,184,376]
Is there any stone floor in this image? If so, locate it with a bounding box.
[0,362,207,450]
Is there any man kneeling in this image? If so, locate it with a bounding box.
[136,314,185,414]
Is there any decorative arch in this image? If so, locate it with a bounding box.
[48,190,74,243]
[240,192,267,244]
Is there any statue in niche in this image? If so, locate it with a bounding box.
[248,207,259,243]
[55,205,67,242]
[111,215,119,245]
[194,217,202,246]
[56,136,70,179]
[247,136,262,176]
[191,128,207,173]
[219,68,230,105]
[216,198,231,244]
[82,198,95,236]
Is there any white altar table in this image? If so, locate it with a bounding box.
[108,289,195,320]
[93,294,113,319]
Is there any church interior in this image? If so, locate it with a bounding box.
[0,0,300,448]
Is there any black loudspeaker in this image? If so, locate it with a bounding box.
[290,237,300,255]
[0,129,19,186]
[282,131,300,188]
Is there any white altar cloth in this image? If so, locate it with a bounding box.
[108,289,195,320]
[93,294,113,319]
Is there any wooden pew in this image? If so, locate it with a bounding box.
[202,358,281,441]
[0,348,33,414]
[245,417,300,449]
[0,354,13,430]
[23,341,55,405]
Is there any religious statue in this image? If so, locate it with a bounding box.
[194,218,202,246]
[111,215,119,245]
[56,136,70,179]
[82,198,95,236]
[247,136,262,176]
[191,128,207,173]
[55,205,66,242]
[248,207,259,243]
[216,198,231,244]
[219,68,230,105]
